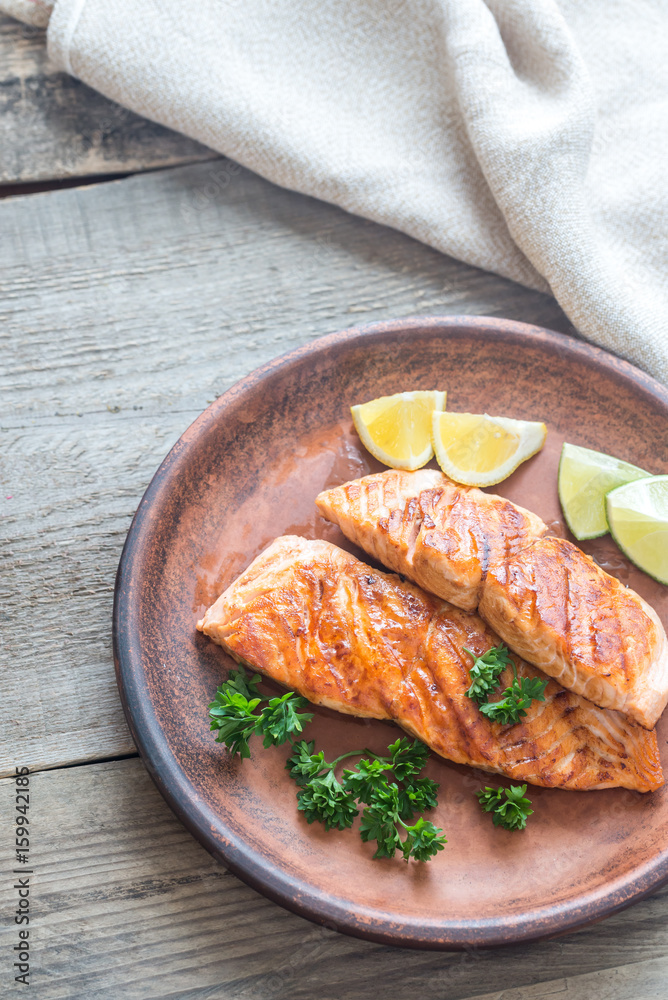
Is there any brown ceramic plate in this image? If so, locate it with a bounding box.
[114,316,668,949]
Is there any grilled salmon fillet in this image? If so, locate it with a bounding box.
[316,471,668,729]
[197,536,663,792]
[479,535,668,730]
[316,469,548,611]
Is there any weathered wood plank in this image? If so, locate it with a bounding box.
[0,159,574,776]
[458,957,668,1000]
[0,758,665,999]
[0,13,216,184]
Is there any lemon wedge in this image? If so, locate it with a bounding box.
[558,443,649,540]
[431,412,546,487]
[351,390,447,471]
[606,476,668,585]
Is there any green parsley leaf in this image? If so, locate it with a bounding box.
[365,778,401,820]
[401,816,448,862]
[387,737,430,781]
[224,668,263,700]
[296,769,358,831]
[397,776,439,821]
[359,795,403,858]
[342,757,392,803]
[476,784,533,831]
[464,644,512,704]
[285,740,329,785]
[208,669,312,757]
[258,692,313,748]
[479,668,548,725]
[208,681,263,759]
[288,737,446,862]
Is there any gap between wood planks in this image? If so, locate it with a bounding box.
[0,174,129,199]
[0,163,201,199]
[0,12,217,185]
[30,750,140,774]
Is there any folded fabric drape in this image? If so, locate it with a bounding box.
[5,0,668,383]
[2,0,52,28]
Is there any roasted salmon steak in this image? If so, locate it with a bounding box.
[479,535,668,730]
[316,471,668,730]
[316,468,547,611]
[197,536,663,792]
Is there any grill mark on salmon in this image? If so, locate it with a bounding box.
[316,470,668,730]
[197,535,663,793]
[480,535,668,729]
[316,470,548,612]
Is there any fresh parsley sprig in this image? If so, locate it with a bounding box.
[295,767,360,831]
[476,784,533,830]
[208,668,313,758]
[464,645,548,726]
[286,736,447,862]
[478,667,548,725]
[464,644,512,704]
[401,817,449,862]
[208,673,446,860]
[208,668,536,852]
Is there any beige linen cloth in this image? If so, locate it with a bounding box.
[5,0,668,383]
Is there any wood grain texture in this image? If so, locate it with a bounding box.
[1,23,664,991]
[0,758,665,999]
[459,958,668,1000]
[0,13,216,184]
[0,160,576,776]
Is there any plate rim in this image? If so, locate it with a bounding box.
[113,314,668,950]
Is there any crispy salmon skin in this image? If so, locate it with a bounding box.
[316,470,668,729]
[197,536,663,793]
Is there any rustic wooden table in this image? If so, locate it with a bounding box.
[1,15,666,999]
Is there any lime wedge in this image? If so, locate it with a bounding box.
[606,476,668,585]
[558,443,649,540]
